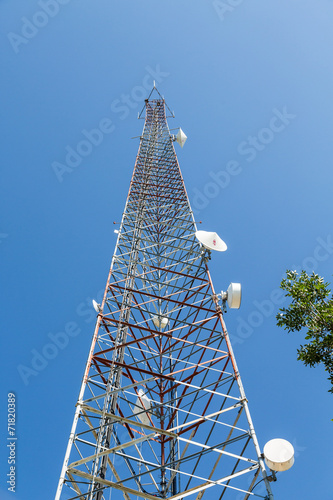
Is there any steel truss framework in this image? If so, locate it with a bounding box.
[55,88,274,500]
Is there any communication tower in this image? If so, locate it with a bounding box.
[55,87,292,500]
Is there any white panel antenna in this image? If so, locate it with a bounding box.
[133,389,152,426]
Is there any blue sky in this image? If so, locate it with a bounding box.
[1,1,333,498]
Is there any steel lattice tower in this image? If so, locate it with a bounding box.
[55,87,275,500]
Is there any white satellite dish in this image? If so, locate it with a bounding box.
[195,231,227,252]
[176,128,187,148]
[263,439,294,472]
[92,300,101,313]
[114,229,119,234]
[133,389,152,426]
[152,316,169,329]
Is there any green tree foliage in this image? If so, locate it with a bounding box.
[276,270,333,393]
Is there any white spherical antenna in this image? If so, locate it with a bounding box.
[263,439,294,472]
[92,300,101,313]
[227,283,242,309]
[152,316,169,329]
[196,231,227,252]
[176,128,187,148]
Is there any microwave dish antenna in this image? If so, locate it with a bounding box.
[221,282,242,310]
[152,316,169,329]
[92,300,101,313]
[195,230,227,252]
[176,128,187,148]
[263,439,295,472]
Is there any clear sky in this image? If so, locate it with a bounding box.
[1,1,333,499]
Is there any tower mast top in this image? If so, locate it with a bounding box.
[138,84,175,119]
